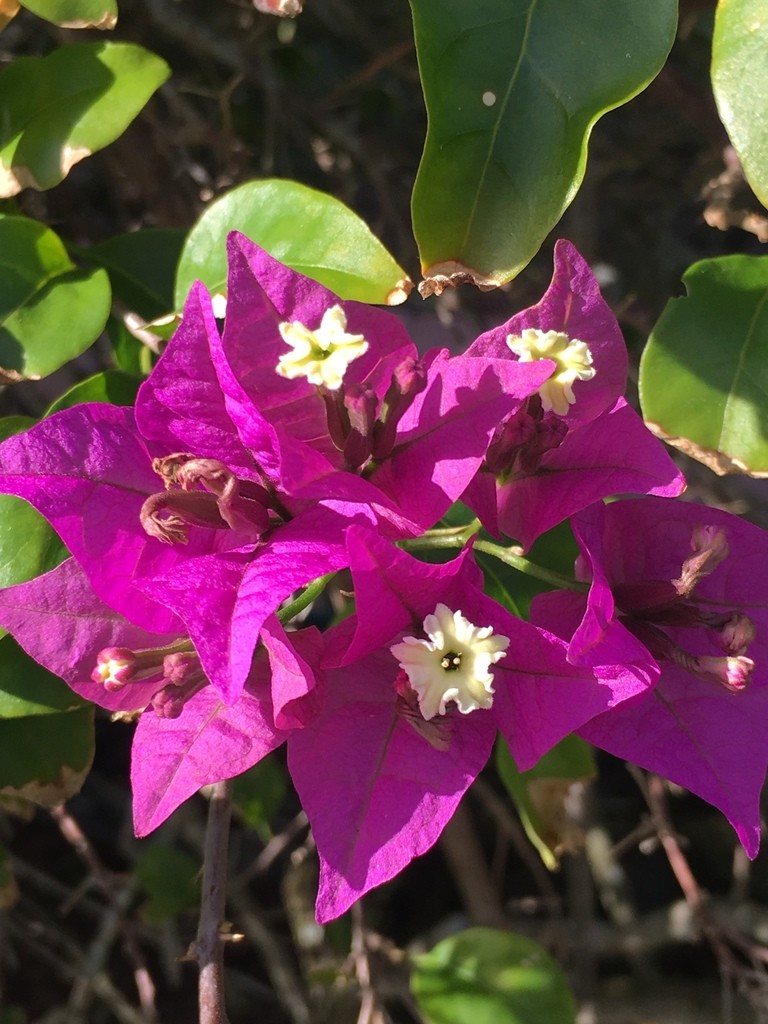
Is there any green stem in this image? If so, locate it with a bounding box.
[399,526,586,592]
[473,539,587,592]
[278,572,336,625]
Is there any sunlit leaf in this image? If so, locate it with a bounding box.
[0,215,111,380]
[410,0,677,293]
[712,0,768,208]
[412,927,577,1024]
[0,42,169,196]
[640,254,768,476]
[174,179,413,308]
[21,0,117,29]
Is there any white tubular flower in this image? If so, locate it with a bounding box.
[507,328,595,415]
[390,604,510,720]
[276,304,368,390]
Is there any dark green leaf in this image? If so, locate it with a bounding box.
[410,0,677,291]
[412,927,577,1024]
[45,370,141,415]
[0,636,87,717]
[174,179,413,309]
[86,228,186,320]
[0,42,170,195]
[640,254,768,475]
[0,707,94,804]
[232,755,287,835]
[135,846,199,923]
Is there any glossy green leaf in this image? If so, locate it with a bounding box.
[0,216,111,380]
[21,0,117,29]
[412,927,577,1024]
[496,737,595,870]
[135,846,199,923]
[410,0,677,292]
[0,636,86,718]
[0,42,170,196]
[86,228,186,321]
[45,370,141,415]
[712,0,768,208]
[174,179,413,309]
[640,255,768,476]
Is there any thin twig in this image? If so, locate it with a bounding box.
[196,778,234,1024]
[50,803,157,1020]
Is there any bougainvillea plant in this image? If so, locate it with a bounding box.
[2,1,768,1021]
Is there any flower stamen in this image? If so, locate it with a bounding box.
[507,328,595,415]
[276,305,368,390]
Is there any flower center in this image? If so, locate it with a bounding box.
[276,305,369,390]
[506,328,595,415]
[390,603,509,720]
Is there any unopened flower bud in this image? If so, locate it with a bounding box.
[371,357,428,460]
[719,613,756,657]
[92,648,137,692]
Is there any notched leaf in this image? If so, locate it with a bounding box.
[0,366,38,385]
[385,276,414,305]
[1,759,92,807]
[418,261,500,298]
[646,420,768,477]
[0,145,91,198]
[59,12,117,28]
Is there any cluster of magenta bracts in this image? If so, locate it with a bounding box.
[1,234,767,924]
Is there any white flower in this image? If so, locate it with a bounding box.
[390,604,510,720]
[276,304,368,390]
[507,328,595,415]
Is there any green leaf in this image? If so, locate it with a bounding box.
[0,216,111,380]
[410,0,677,292]
[21,0,117,29]
[712,0,768,208]
[232,755,287,836]
[0,418,68,640]
[86,228,186,321]
[174,179,413,309]
[496,737,595,870]
[639,254,768,476]
[45,370,141,415]
[0,641,94,805]
[0,42,170,196]
[411,927,577,1024]
[0,636,86,717]
[135,846,199,923]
